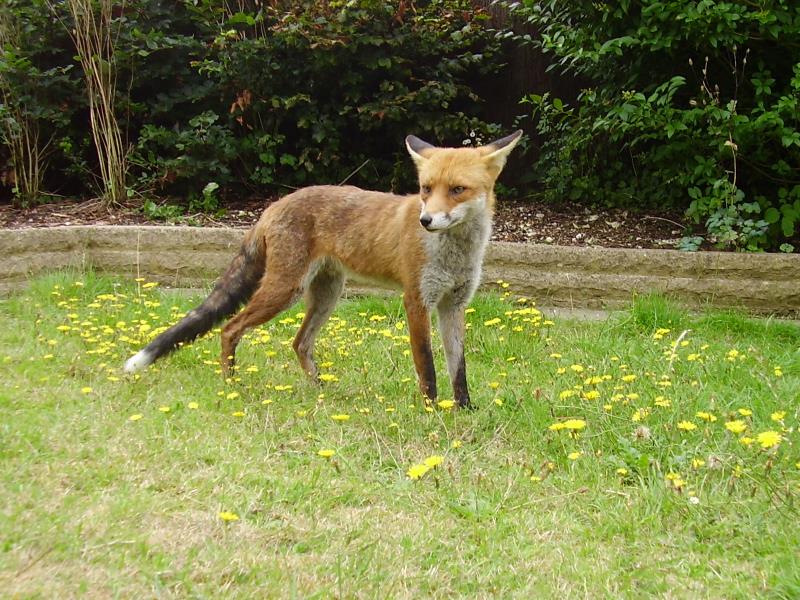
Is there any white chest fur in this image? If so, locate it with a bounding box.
[419,209,492,309]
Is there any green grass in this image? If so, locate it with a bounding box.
[1,272,799,598]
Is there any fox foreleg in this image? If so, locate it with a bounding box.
[437,298,471,408]
[403,293,437,402]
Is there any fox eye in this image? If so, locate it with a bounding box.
[421,185,431,195]
[450,186,465,195]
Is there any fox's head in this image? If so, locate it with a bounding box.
[405,130,522,232]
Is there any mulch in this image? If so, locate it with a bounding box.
[0,196,691,250]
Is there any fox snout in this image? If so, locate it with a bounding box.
[419,209,453,231]
[419,194,487,232]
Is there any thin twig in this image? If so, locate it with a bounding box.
[14,547,54,579]
[668,329,692,370]
[641,215,686,229]
[338,159,370,186]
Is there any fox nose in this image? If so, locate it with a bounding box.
[420,214,433,228]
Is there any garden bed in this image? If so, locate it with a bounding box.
[0,196,688,249]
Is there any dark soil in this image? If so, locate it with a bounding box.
[0,196,691,250]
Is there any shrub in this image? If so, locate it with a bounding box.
[1,0,506,206]
[0,0,81,204]
[520,0,800,251]
[189,0,504,195]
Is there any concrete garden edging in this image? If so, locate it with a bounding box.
[1,225,798,315]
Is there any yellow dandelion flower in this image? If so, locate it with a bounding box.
[483,318,501,326]
[562,418,585,430]
[452,440,463,449]
[740,436,754,446]
[407,464,431,480]
[559,390,577,400]
[616,468,628,476]
[318,449,336,458]
[621,374,636,383]
[570,364,585,373]
[129,414,143,422]
[771,411,786,422]
[550,353,562,359]
[567,451,582,460]
[696,411,717,422]
[583,390,600,401]
[549,418,586,432]
[756,430,781,449]
[423,455,444,468]
[737,408,752,417]
[331,414,350,422]
[488,381,500,389]
[724,420,747,434]
[677,420,697,431]
[774,367,783,377]
[188,401,199,410]
[318,373,339,382]
[218,511,239,522]
[226,391,240,401]
[231,411,245,417]
[494,398,504,406]
[437,400,455,410]
[80,386,93,394]
[158,406,170,413]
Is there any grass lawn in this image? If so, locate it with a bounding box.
[1,272,799,598]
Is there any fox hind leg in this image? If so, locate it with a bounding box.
[220,275,301,376]
[293,265,345,381]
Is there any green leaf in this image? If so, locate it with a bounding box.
[781,216,795,238]
[764,207,780,224]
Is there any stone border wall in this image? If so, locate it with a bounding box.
[2,226,798,315]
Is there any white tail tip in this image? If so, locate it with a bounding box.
[124,349,154,373]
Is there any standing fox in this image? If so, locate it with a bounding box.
[124,131,522,407]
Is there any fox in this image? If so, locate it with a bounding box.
[124,130,523,408]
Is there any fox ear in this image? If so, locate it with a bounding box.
[405,135,435,166]
[481,130,523,173]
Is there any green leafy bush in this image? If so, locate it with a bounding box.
[0,0,84,203]
[192,0,504,194]
[1,0,506,205]
[521,0,800,251]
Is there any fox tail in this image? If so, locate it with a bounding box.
[123,230,265,373]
